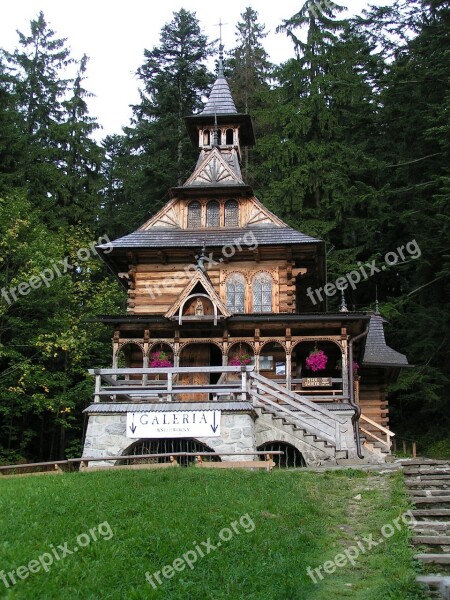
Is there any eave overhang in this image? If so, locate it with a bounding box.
[169,184,253,198]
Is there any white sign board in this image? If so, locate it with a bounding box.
[126,410,221,439]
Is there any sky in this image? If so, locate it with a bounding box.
[1,1,394,140]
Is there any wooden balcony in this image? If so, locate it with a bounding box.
[88,366,348,404]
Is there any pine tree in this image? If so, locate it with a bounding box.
[255,0,385,304]
[227,7,272,114]
[226,7,272,183]
[123,9,214,225]
[60,54,104,227]
[4,12,72,222]
[3,12,103,228]
[358,0,450,446]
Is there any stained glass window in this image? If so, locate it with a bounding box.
[224,200,238,227]
[226,273,246,313]
[188,201,201,228]
[206,200,220,227]
[253,273,272,312]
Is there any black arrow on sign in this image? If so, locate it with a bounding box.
[130,414,137,434]
[210,412,218,433]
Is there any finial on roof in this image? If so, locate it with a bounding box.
[215,18,227,77]
[339,286,348,312]
[218,44,224,77]
[197,242,207,272]
[375,284,380,314]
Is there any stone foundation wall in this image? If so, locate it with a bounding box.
[82,411,256,466]
[82,407,358,468]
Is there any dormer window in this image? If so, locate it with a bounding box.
[206,201,220,227]
[188,201,201,228]
[186,199,240,228]
[224,200,238,227]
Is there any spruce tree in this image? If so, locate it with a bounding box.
[123,9,214,225]
[226,7,272,183]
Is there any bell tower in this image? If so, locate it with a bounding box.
[183,44,255,190]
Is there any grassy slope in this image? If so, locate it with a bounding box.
[0,469,424,600]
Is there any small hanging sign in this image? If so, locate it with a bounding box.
[302,377,333,388]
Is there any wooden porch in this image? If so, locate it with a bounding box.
[88,365,394,456]
[89,366,348,403]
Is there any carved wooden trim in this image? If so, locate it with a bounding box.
[227,340,256,353]
[291,337,344,352]
[258,339,288,354]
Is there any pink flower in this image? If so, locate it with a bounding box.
[150,350,173,368]
[305,350,328,372]
[230,353,252,366]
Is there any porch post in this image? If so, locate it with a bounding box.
[341,339,349,398]
[286,352,292,391]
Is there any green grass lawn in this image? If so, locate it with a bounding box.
[0,468,425,600]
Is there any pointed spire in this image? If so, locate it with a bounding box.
[199,41,237,115]
[218,43,224,78]
[339,287,348,312]
[375,284,380,314]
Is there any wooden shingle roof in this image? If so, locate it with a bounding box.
[98,226,321,251]
[199,75,237,115]
[362,313,410,367]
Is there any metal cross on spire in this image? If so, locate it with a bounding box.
[214,18,228,77]
[214,17,227,45]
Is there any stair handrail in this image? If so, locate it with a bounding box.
[360,414,394,450]
[250,372,347,425]
[252,391,337,447]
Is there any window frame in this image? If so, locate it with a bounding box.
[187,201,202,229]
[225,273,246,314]
[206,200,220,228]
[252,272,273,313]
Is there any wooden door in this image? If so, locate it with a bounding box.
[179,345,210,402]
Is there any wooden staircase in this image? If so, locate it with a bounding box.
[249,372,349,462]
[360,413,395,461]
[402,460,450,599]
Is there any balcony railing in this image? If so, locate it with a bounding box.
[88,366,348,404]
[89,366,252,403]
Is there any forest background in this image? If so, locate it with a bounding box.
[0,0,448,462]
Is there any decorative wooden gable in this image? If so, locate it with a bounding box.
[138,198,182,230]
[165,269,231,326]
[183,147,244,187]
[244,197,286,227]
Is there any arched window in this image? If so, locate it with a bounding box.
[203,130,210,146]
[216,129,222,145]
[224,200,238,227]
[226,273,246,313]
[187,201,201,228]
[206,200,220,227]
[226,128,234,145]
[253,273,272,312]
